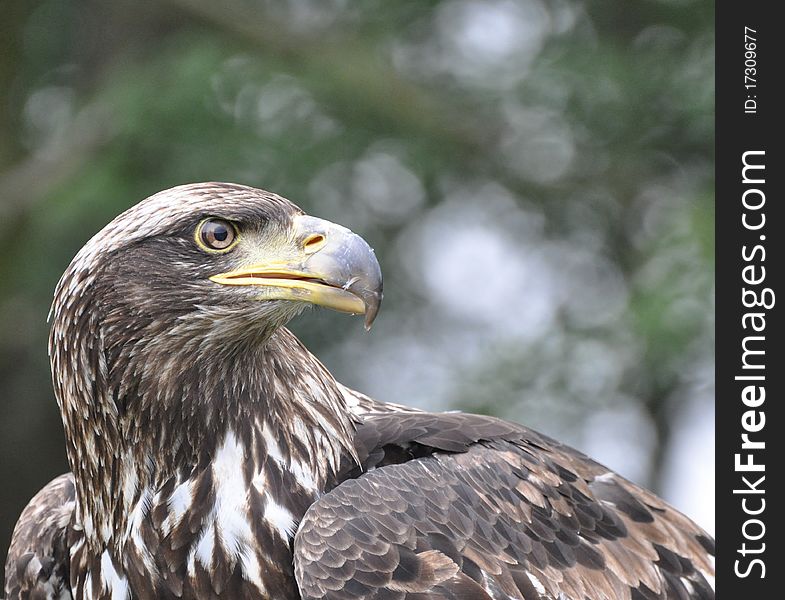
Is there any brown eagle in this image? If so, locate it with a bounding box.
[4,183,714,600]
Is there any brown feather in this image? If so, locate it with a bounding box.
[5,184,714,600]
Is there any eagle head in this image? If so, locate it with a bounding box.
[51,182,382,364]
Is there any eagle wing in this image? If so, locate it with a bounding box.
[4,473,75,600]
[293,412,715,600]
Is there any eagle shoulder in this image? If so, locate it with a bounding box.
[4,473,76,600]
[293,411,715,600]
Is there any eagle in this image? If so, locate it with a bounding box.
[4,183,714,600]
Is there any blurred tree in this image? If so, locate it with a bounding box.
[0,0,714,583]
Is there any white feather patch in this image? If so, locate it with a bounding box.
[264,497,296,540]
[290,458,317,493]
[168,479,194,522]
[262,423,285,465]
[527,572,547,595]
[100,550,130,600]
[212,431,255,555]
[126,490,155,573]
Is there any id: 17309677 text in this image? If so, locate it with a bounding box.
[744,26,757,114]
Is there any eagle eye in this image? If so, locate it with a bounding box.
[196,219,238,252]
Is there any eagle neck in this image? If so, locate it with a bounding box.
[51,274,358,557]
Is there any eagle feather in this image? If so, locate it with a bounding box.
[4,184,714,600]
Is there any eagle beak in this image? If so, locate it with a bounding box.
[210,215,383,329]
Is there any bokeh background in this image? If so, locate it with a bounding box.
[0,0,714,580]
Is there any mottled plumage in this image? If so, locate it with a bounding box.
[4,183,714,600]
[298,412,715,600]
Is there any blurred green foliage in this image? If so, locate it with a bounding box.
[0,0,714,576]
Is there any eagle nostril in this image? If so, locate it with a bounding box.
[303,233,326,254]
